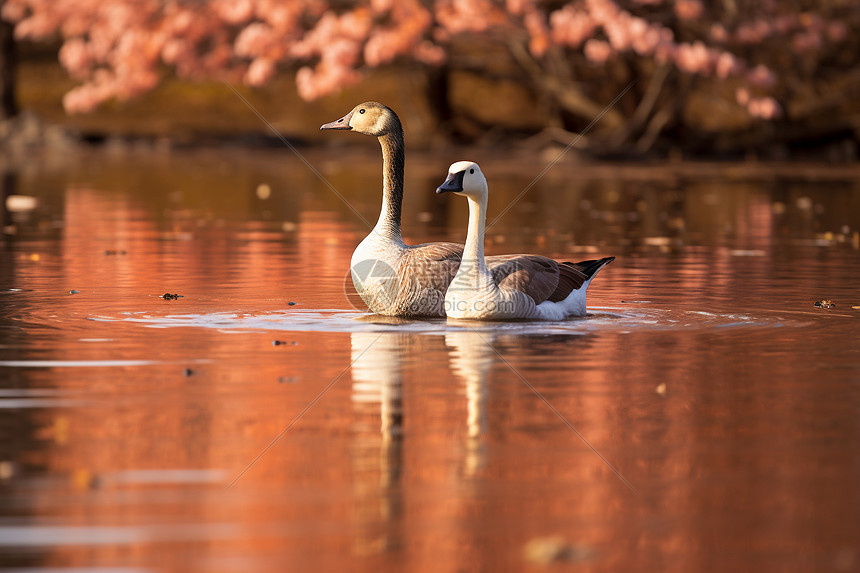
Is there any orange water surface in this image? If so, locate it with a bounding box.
[1,149,859,572]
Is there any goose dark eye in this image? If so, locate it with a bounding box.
[359,109,365,114]
[470,169,474,174]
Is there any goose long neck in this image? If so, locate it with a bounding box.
[377,130,404,241]
[463,195,489,274]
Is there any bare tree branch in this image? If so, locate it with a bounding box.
[507,40,624,129]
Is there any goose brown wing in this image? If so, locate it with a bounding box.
[403,241,464,292]
[548,262,589,302]
[485,254,560,304]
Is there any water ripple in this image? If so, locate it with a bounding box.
[89,306,789,335]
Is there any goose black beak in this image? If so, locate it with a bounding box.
[436,170,465,194]
[320,110,355,131]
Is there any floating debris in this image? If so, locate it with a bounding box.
[814,300,835,309]
[105,250,127,255]
[5,195,38,212]
[656,383,667,395]
[273,340,298,346]
[162,293,184,300]
[278,376,299,384]
[69,290,80,295]
[256,183,272,200]
[183,368,194,377]
[288,301,297,306]
[523,536,596,564]
[72,468,99,491]
[729,249,766,257]
[0,460,15,480]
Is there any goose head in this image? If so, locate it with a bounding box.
[436,161,487,202]
[319,101,401,137]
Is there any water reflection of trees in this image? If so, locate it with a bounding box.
[4,153,859,260]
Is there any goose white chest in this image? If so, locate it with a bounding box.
[350,232,450,317]
[350,233,405,314]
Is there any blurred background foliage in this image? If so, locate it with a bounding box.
[0,0,859,160]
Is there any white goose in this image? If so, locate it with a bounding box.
[321,102,602,318]
[437,161,614,320]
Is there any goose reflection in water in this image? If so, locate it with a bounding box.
[351,329,494,485]
[444,331,493,477]
[446,329,599,477]
[349,332,407,556]
[348,328,597,554]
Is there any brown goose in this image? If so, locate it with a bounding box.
[321,102,461,316]
[320,102,606,318]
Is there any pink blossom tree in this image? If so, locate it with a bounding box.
[1,0,856,151]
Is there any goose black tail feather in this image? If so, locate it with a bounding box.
[569,256,615,279]
[547,256,615,302]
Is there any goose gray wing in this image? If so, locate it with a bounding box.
[485,254,560,304]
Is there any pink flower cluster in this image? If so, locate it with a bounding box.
[291,10,368,100]
[734,13,847,54]
[736,88,781,120]
[674,0,703,21]
[295,0,442,100]
[542,0,784,115]
[550,5,596,50]
[4,0,295,111]
[548,0,768,82]
[2,0,847,120]
[6,0,178,112]
[434,0,508,35]
[2,0,445,109]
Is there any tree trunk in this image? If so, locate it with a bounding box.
[425,64,455,139]
[0,0,18,121]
